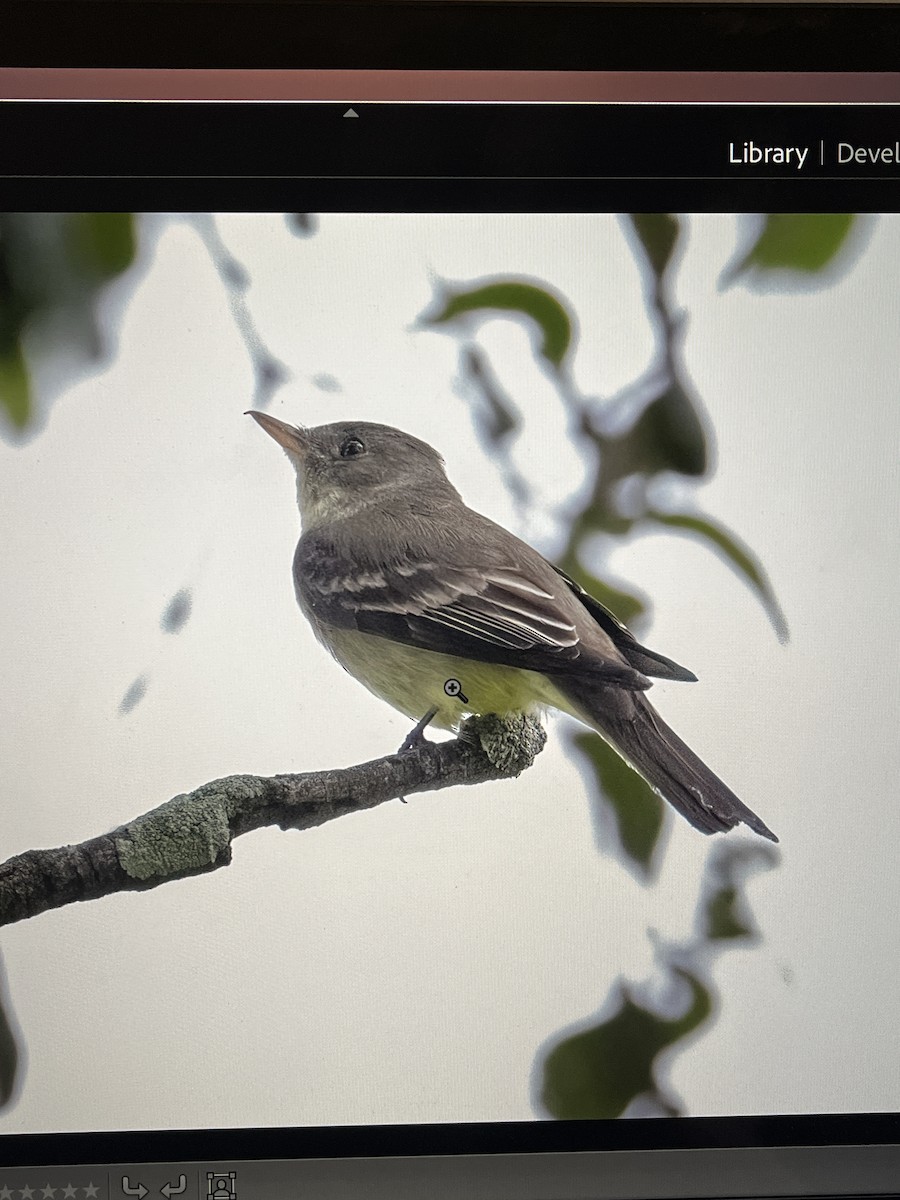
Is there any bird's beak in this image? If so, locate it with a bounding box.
[246,411,309,456]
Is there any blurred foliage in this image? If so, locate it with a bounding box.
[630,380,707,477]
[540,840,778,1118]
[119,674,149,716]
[572,731,664,879]
[701,841,778,942]
[722,213,858,286]
[648,510,788,643]
[704,887,749,941]
[0,213,137,432]
[0,956,20,1110]
[0,344,29,429]
[542,969,710,1119]
[425,211,858,878]
[630,212,679,279]
[463,346,517,441]
[460,347,531,509]
[0,211,300,435]
[286,212,319,238]
[426,213,853,1117]
[161,588,193,635]
[188,214,289,408]
[423,279,573,370]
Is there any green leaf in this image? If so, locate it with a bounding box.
[68,212,136,280]
[703,842,779,942]
[0,213,138,433]
[724,214,855,285]
[705,885,751,940]
[0,343,31,430]
[572,731,665,878]
[425,280,573,369]
[647,509,789,643]
[629,380,708,477]
[629,214,680,279]
[540,968,712,1119]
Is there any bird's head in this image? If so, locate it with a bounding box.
[248,412,459,527]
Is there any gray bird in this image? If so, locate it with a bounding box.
[250,411,777,842]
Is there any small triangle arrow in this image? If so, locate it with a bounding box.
[343,108,359,118]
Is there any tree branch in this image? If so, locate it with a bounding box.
[0,714,546,929]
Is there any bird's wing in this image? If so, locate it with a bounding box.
[553,566,697,683]
[295,541,650,689]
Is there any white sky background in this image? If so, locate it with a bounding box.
[1,212,898,1132]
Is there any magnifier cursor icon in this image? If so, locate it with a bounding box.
[443,678,469,704]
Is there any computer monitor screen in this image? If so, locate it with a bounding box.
[1,4,899,1197]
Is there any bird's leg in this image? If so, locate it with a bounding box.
[397,706,438,755]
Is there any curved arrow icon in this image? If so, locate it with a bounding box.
[121,1179,148,1199]
[161,1177,186,1198]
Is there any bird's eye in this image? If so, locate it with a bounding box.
[339,437,366,459]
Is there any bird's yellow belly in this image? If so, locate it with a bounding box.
[326,628,571,732]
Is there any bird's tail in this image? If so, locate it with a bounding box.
[561,682,778,841]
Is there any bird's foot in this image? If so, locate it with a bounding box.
[397,706,439,755]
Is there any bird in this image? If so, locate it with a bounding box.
[248,412,777,842]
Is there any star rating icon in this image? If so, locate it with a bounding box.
[0,1186,97,1200]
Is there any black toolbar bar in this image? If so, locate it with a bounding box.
[1,102,897,210]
